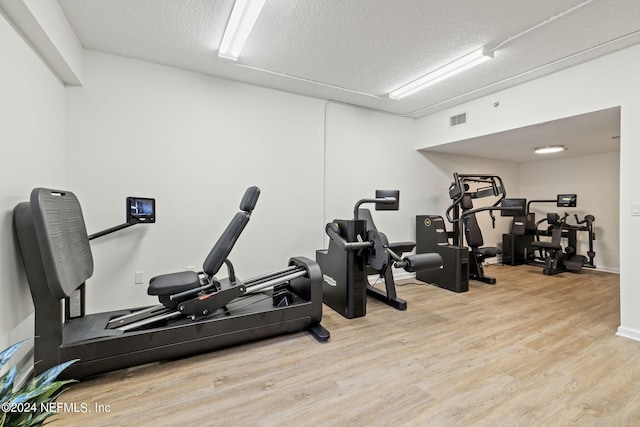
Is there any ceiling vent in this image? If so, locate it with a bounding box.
[449,112,467,127]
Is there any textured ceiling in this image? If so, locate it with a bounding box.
[57,0,640,118]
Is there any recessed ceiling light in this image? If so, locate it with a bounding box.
[534,145,566,154]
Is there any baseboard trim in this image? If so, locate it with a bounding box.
[616,326,640,342]
[595,266,620,274]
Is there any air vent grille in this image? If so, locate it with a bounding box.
[449,112,467,127]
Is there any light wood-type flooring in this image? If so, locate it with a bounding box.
[54,264,640,426]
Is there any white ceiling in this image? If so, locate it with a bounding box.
[56,0,631,162]
[420,107,621,163]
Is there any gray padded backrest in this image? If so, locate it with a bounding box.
[239,186,260,212]
[29,188,94,299]
[202,187,260,277]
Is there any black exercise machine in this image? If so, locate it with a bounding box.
[416,174,523,291]
[14,186,328,379]
[415,215,469,292]
[316,190,442,318]
[531,211,596,275]
[501,193,596,274]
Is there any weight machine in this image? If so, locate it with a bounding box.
[14,187,328,379]
[316,190,442,318]
[501,194,596,274]
[416,174,522,291]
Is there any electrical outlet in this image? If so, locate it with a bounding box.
[135,271,144,284]
[186,266,196,271]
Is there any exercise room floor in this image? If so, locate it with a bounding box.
[54,264,639,426]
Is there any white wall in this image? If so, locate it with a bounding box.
[416,43,640,340]
[0,11,66,348]
[324,104,424,243]
[519,153,620,272]
[68,56,473,314]
[66,51,327,313]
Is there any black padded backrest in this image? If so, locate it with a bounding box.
[357,208,378,232]
[547,213,561,224]
[461,194,487,248]
[202,187,260,277]
[547,213,565,244]
[464,213,484,248]
[20,188,93,299]
[460,194,474,211]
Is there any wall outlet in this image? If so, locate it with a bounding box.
[186,266,196,271]
[135,271,144,284]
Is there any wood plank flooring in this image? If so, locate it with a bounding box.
[53,264,640,426]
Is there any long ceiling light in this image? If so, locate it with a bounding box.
[218,0,266,61]
[389,47,494,100]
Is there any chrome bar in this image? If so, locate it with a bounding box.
[107,304,166,326]
[117,310,182,332]
[245,270,306,294]
[243,265,300,286]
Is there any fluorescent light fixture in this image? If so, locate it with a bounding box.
[534,145,566,154]
[218,0,266,61]
[389,47,494,99]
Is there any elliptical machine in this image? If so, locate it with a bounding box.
[316,190,442,318]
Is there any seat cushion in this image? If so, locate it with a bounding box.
[148,271,200,296]
[531,241,562,251]
[476,246,501,259]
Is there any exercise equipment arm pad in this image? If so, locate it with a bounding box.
[399,253,443,273]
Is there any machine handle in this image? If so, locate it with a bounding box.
[325,222,372,251]
[574,214,595,225]
[353,197,397,220]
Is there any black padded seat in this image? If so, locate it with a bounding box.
[475,246,501,258]
[148,271,200,296]
[531,240,562,250]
